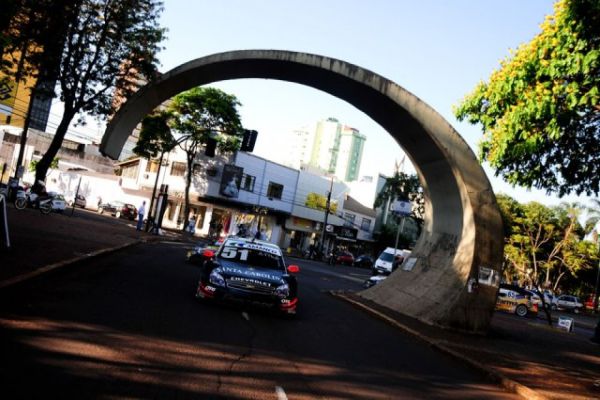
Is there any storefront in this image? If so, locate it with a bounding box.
[283,216,321,255]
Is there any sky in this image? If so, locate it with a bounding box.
[50,0,594,208]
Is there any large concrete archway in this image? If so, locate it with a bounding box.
[100,50,503,332]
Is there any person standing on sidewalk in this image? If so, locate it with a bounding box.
[136,201,146,231]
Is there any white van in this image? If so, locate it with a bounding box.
[373,247,411,274]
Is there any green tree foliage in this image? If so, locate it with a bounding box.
[305,192,338,214]
[166,87,244,231]
[28,157,59,173]
[499,196,596,292]
[20,0,167,188]
[454,0,600,196]
[374,170,425,229]
[133,111,177,159]
[2,1,83,115]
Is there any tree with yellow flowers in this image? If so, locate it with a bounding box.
[455,0,599,196]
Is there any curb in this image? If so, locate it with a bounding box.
[330,290,547,400]
[0,240,143,290]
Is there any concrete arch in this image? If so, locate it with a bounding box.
[100,50,503,332]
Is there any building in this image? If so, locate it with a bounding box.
[0,125,116,183]
[285,117,366,183]
[336,126,366,182]
[116,141,376,252]
[0,50,53,132]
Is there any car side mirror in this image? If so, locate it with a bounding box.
[202,249,215,258]
[287,265,300,274]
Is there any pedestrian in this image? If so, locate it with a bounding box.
[136,200,146,231]
[187,214,196,235]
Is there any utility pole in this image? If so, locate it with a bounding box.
[145,151,165,233]
[320,176,334,254]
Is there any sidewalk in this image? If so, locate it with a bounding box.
[1,205,599,399]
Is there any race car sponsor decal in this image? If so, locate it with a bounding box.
[221,266,283,282]
[228,276,272,287]
[223,242,282,256]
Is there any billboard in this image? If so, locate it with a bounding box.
[220,164,243,198]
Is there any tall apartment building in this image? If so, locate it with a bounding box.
[297,117,365,182]
[336,125,366,182]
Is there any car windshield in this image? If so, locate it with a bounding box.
[54,195,65,200]
[218,242,284,271]
[379,252,394,262]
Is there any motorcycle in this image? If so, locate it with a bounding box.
[14,188,53,214]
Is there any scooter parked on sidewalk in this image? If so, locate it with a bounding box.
[14,188,53,214]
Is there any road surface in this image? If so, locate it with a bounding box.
[0,241,518,399]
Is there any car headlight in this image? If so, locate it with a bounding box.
[275,283,290,298]
[209,270,226,287]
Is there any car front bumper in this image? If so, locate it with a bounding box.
[195,281,297,314]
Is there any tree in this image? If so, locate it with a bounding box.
[305,192,338,214]
[133,111,177,159]
[454,0,600,196]
[167,87,244,231]
[374,169,425,230]
[502,200,594,290]
[1,1,83,129]
[25,0,166,189]
[584,198,600,311]
[29,157,58,173]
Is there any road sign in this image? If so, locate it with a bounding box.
[391,200,411,216]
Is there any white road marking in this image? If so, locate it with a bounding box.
[242,312,249,321]
[275,386,288,400]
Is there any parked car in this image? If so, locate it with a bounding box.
[523,289,544,308]
[98,201,137,220]
[496,287,536,317]
[372,247,411,275]
[68,194,87,208]
[553,294,584,313]
[195,237,300,316]
[333,251,355,266]
[354,254,374,269]
[49,193,67,213]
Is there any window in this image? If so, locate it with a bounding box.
[344,212,355,227]
[121,162,139,179]
[170,161,186,176]
[146,160,160,172]
[241,174,255,192]
[361,217,371,231]
[267,182,283,200]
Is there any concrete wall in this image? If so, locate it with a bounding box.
[100,50,503,333]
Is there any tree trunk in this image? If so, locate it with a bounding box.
[182,151,193,232]
[34,109,75,187]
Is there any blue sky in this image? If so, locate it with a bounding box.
[57,0,593,207]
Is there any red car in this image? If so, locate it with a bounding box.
[334,251,355,266]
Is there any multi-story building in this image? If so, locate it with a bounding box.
[336,126,366,182]
[284,117,366,183]
[0,51,53,132]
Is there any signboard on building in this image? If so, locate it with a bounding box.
[336,225,357,240]
[220,164,243,198]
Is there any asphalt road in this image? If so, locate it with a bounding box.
[0,241,519,399]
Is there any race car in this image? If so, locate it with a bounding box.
[195,236,300,316]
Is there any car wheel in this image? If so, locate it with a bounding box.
[515,304,528,317]
[115,211,121,219]
[574,307,580,314]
